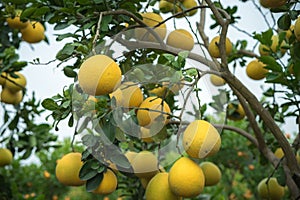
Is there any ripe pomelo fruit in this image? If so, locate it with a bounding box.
[145,172,181,200]
[167,29,194,51]
[168,157,205,197]
[131,150,159,179]
[124,151,138,164]
[137,96,171,127]
[294,17,300,41]
[208,36,232,58]
[140,127,155,143]
[78,55,122,96]
[259,0,287,8]
[257,177,285,200]
[200,161,222,186]
[0,148,13,167]
[135,12,167,42]
[93,169,118,195]
[274,148,284,159]
[210,74,225,86]
[119,81,143,108]
[227,103,245,121]
[1,88,23,105]
[21,21,45,43]
[55,152,85,186]
[182,120,221,159]
[159,0,175,13]
[246,59,268,80]
[3,72,27,92]
[6,10,29,29]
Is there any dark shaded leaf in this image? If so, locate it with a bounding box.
[86,173,103,192]
[79,161,99,181]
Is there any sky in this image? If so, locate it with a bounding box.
[13,0,298,163]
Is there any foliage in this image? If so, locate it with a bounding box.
[0,0,300,199]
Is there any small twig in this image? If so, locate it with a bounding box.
[92,12,103,55]
[71,117,79,152]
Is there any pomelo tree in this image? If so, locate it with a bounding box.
[0,0,300,199]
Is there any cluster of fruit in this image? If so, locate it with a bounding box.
[55,122,222,198]
[6,10,45,44]
[52,48,223,198]
[0,71,26,105]
[159,0,198,17]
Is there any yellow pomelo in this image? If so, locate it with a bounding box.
[227,103,245,121]
[257,177,285,200]
[78,55,122,96]
[82,95,98,114]
[148,86,167,97]
[140,127,154,143]
[131,151,159,179]
[145,172,181,200]
[137,96,171,127]
[159,0,175,13]
[294,17,300,41]
[258,35,286,57]
[167,29,194,51]
[210,74,225,86]
[274,148,284,159]
[149,80,184,97]
[1,88,23,105]
[124,151,138,163]
[208,36,232,58]
[93,169,118,195]
[6,10,29,29]
[175,0,198,17]
[109,88,123,106]
[259,0,287,8]
[200,161,222,186]
[0,148,13,167]
[0,72,6,85]
[119,81,143,108]
[246,59,268,80]
[182,120,221,159]
[168,157,205,197]
[55,152,85,186]
[21,21,45,43]
[4,72,26,92]
[135,12,167,42]
[181,0,198,16]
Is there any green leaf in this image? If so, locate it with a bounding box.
[110,153,131,169]
[266,72,287,84]
[277,13,291,30]
[56,44,75,61]
[79,160,99,181]
[41,98,59,111]
[68,114,74,127]
[254,29,273,46]
[86,173,103,192]
[8,115,19,130]
[259,56,282,72]
[63,66,77,78]
[54,22,71,30]
[82,134,97,147]
[56,33,79,41]
[101,15,113,32]
[20,7,36,18]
